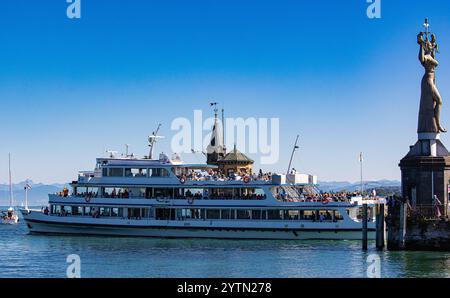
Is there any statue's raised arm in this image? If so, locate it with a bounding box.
[417,32,426,65]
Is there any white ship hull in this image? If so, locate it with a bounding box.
[22,210,376,240]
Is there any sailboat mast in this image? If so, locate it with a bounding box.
[8,153,13,208]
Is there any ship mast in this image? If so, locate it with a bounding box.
[287,135,300,174]
[148,124,163,159]
[8,153,13,208]
[222,106,226,152]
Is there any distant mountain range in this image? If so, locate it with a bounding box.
[0,180,68,206]
[0,179,402,207]
[318,180,401,195]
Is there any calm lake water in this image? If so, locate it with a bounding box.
[2,211,450,278]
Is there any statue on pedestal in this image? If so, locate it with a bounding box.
[398,19,450,231]
[417,19,447,134]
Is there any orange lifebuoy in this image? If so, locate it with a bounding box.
[180,177,186,184]
[243,176,250,184]
[322,198,330,205]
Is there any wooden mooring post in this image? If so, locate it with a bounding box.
[376,203,385,250]
[398,201,407,249]
[362,203,368,250]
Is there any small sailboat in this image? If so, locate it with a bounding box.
[2,154,19,224]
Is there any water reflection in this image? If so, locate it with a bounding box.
[1,222,450,277]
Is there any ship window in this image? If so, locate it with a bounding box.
[175,209,183,219]
[267,210,283,220]
[189,209,203,219]
[128,208,145,219]
[134,169,147,177]
[236,210,251,220]
[154,188,172,198]
[150,168,160,177]
[84,207,91,216]
[149,168,170,177]
[300,210,315,221]
[103,187,131,198]
[318,210,333,222]
[251,210,262,220]
[333,210,343,221]
[148,208,154,218]
[221,209,232,220]
[183,209,193,219]
[286,210,299,220]
[185,188,203,199]
[124,168,148,177]
[155,208,171,220]
[206,209,220,219]
[102,168,108,176]
[61,206,71,215]
[72,206,82,216]
[128,188,145,198]
[248,188,265,196]
[211,188,233,198]
[75,187,87,196]
[109,168,124,177]
[111,208,119,217]
[100,207,111,217]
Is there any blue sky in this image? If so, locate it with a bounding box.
[1,0,450,184]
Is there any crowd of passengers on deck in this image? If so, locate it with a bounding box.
[179,189,266,200]
[60,188,266,201]
[58,180,376,204]
[277,191,366,203]
[178,169,273,182]
[60,189,368,203]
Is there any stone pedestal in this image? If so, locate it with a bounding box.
[399,133,450,217]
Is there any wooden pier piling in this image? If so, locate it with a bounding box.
[376,203,385,250]
[362,203,368,250]
[398,202,407,250]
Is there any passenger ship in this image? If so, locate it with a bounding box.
[21,110,378,240]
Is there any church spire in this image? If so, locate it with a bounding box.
[206,102,225,165]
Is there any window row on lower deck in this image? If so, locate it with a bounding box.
[69,186,267,201]
[49,205,345,222]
